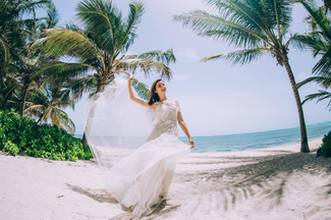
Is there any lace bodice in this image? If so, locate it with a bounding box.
[146,99,181,141]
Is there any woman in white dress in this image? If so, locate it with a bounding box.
[105,75,195,217]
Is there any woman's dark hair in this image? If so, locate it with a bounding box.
[148,79,162,105]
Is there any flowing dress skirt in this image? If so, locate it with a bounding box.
[104,133,191,217]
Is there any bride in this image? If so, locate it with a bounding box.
[103,74,195,217]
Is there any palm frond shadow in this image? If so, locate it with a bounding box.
[66,183,117,203]
[181,152,331,213]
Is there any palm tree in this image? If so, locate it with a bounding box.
[0,0,57,112]
[17,7,61,116]
[0,1,83,133]
[38,0,175,94]
[24,82,76,133]
[35,0,176,144]
[175,0,310,152]
[291,0,331,109]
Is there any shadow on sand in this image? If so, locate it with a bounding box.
[67,151,331,219]
[178,151,331,217]
[66,183,117,203]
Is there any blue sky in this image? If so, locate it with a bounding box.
[53,0,331,136]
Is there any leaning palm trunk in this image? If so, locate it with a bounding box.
[282,56,309,152]
[175,0,310,152]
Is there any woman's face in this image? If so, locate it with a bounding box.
[155,80,166,95]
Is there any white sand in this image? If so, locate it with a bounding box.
[1,138,331,220]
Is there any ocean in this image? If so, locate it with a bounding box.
[76,121,331,153]
[181,121,331,152]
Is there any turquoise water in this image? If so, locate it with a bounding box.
[76,121,331,153]
[180,121,331,152]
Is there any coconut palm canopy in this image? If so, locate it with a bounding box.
[35,0,176,99]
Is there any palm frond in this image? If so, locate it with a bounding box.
[302,90,331,108]
[297,0,331,40]
[202,47,268,64]
[32,61,91,81]
[174,10,266,48]
[18,0,53,14]
[77,0,124,54]
[207,0,286,42]
[35,28,100,61]
[117,58,173,80]
[296,76,324,89]
[265,0,293,37]
[313,47,331,76]
[118,2,144,55]
[288,33,327,56]
[131,78,150,100]
[44,7,59,28]
[290,0,331,77]
[23,104,44,113]
[51,108,76,133]
[67,75,98,100]
[207,0,265,32]
[125,49,176,65]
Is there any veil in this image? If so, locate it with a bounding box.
[84,72,155,168]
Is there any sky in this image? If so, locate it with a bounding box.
[52,0,331,136]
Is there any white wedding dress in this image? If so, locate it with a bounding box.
[103,98,192,217]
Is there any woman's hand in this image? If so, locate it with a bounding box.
[188,137,195,148]
[127,74,151,109]
[128,74,134,82]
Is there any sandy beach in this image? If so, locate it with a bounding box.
[1,137,331,220]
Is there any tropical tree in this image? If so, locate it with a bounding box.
[35,0,176,144]
[15,9,62,116]
[0,1,82,134]
[291,0,331,109]
[0,0,54,72]
[0,0,57,112]
[38,0,176,95]
[24,82,77,133]
[175,0,310,152]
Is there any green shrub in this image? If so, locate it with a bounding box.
[0,110,92,161]
[317,131,331,157]
[3,140,19,156]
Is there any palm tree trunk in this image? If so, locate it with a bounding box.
[19,82,29,116]
[282,55,310,153]
[0,81,4,109]
[37,114,43,124]
[82,132,88,145]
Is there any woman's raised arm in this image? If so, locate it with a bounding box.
[128,75,156,110]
